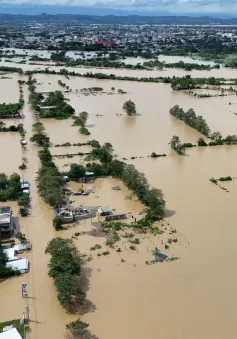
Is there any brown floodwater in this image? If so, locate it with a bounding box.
[1,63,237,339]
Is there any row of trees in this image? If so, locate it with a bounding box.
[170,105,210,137]
[171,134,237,155]
[37,147,63,207]
[45,238,85,313]
[28,69,236,89]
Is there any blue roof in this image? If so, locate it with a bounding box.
[153,250,168,260]
[102,207,110,213]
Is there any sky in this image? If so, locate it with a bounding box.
[0,0,237,14]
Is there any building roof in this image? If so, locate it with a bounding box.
[101,207,110,213]
[153,250,168,260]
[0,328,22,339]
[0,213,11,225]
[39,105,57,110]
[0,206,11,214]
[6,258,29,274]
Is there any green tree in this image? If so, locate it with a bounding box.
[123,100,136,115]
[66,319,96,339]
[78,111,89,127]
[170,136,185,155]
[30,133,50,146]
[211,131,222,142]
[198,138,207,146]
[38,148,53,165]
[145,188,165,218]
[55,273,85,312]
[32,121,45,134]
[53,216,62,231]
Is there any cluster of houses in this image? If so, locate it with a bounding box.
[3,243,31,274]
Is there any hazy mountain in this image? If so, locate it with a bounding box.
[0,3,235,18]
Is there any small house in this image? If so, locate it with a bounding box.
[153,250,168,262]
[6,258,29,274]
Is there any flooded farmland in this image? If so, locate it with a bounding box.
[1,61,237,339]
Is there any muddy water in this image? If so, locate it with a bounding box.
[1,64,237,339]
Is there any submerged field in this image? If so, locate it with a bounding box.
[0,65,237,339]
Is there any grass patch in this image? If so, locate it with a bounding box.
[0,319,24,337]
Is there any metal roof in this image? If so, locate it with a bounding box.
[0,328,22,339]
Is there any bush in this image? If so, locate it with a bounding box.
[198,138,207,146]
[219,176,232,181]
[18,163,26,170]
[79,127,90,135]
[19,207,28,217]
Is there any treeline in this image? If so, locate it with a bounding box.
[0,102,23,118]
[45,238,85,313]
[0,66,23,74]
[66,142,166,222]
[143,59,219,71]
[26,69,233,88]
[170,105,210,137]
[0,122,25,135]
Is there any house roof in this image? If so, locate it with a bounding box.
[0,328,22,339]
[101,207,110,213]
[3,248,17,262]
[0,206,11,214]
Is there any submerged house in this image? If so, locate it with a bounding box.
[153,250,168,262]
[55,208,74,223]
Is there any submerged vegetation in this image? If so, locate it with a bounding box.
[67,141,166,222]
[37,147,63,207]
[27,75,74,119]
[170,136,185,155]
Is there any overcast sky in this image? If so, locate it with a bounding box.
[1,0,237,13]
